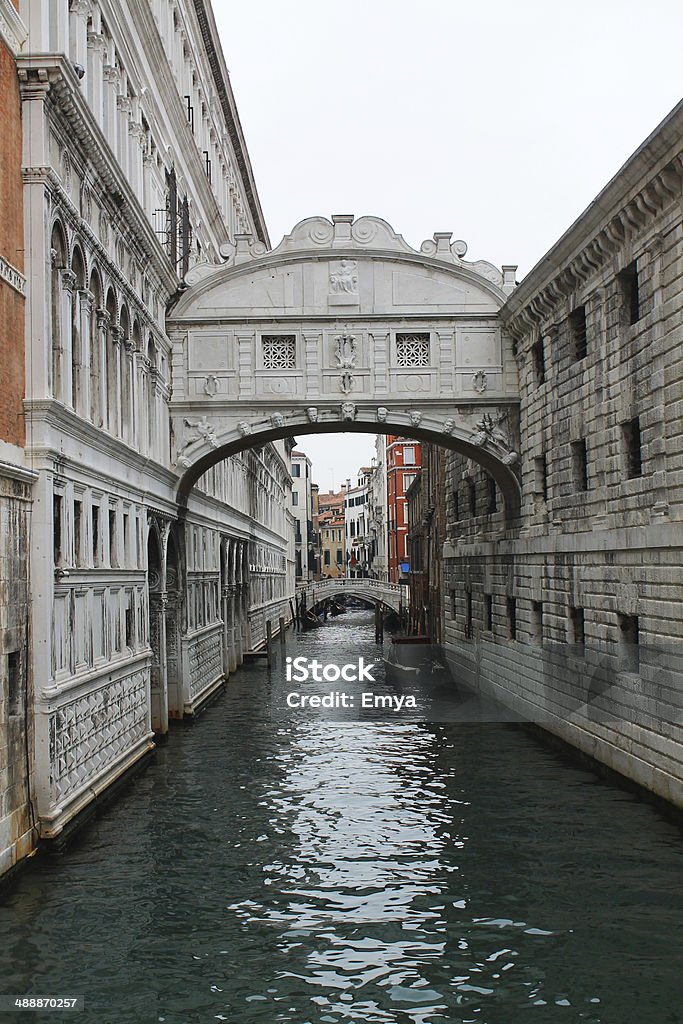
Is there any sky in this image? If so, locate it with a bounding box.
[214,0,683,492]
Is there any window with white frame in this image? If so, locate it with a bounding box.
[262,335,296,369]
[396,333,430,367]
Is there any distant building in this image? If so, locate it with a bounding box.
[345,468,373,578]
[386,436,422,583]
[291,450,314,582]
[367,441,388,580]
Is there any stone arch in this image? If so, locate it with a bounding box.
[50,220,68,401]
[175,414,521,523]
[104,287,118,433]
[70,245,87,413]
[89,268,103,423]
[119,305,132,443]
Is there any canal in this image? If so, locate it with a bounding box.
[1,610,681,1024]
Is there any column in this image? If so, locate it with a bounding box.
[92,308,108,425]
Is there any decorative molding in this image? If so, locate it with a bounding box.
[0,0,27,55]
[0,255,26,297]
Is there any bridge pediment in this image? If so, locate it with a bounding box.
[172,215,512,320]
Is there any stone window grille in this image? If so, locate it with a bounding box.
[617,612,639,673]
[570,606,585,656]
[484,593,493,632]
[262,335,296,369]
[619,260,640,324]
[507,597,517,640]
[532,336,546,385]
[396,333,430,367]
[622,417,642,478]
[571,439,589,491]
[569,306,587,361]
[532,600,544,646]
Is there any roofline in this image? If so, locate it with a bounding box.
[502,97,683,321]
[193,0,270,247]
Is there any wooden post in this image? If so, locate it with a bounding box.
[266,620,272,667]
[279,616,286,648]
[289,599,297,632]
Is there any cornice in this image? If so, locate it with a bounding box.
[502,99,683,342]
[191,0,270,246]
[0,0,27,55]
[17,55,178,296]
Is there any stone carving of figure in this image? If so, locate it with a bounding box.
[409,410,422,427]
[340,402,356,421]
[306,407,319,423]
[183,415,219,449]
[329,259,358,294]
[443,417,455,434]
[471,412,510,449]
[237,420,252,437]
[270,413,285,429]
[376,407,388,422]
[334,333,357,369]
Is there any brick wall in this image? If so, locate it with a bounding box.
[0,31,25,448]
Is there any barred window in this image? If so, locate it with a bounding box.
[262,335,296,369]
[396,333,430,367]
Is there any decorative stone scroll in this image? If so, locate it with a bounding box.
[334,333,358,368]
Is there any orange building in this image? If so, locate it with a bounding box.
[386,436,421,583]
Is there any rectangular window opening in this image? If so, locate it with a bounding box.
[570,606,585,656]
[464,590,473,640]
[534,455,548,502]
[622,417,642,478]
[109,509,117,567]
[619,261,640,325]
[8,650,22,717]
[532,600,544,646]
[507,597,517,641]
[484,593,493,632]
[569,306,587,361]
[487,476,497,514]
[617,612,639,673]
[532,336,546,385]
[73,499,82,566]
[571,439,589,492]
[53,494,63,566]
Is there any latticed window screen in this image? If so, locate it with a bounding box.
[262,335,296,369]
[396,333,430,367]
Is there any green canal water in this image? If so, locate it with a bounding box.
[1,611,681,1024]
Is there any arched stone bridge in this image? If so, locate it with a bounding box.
[167,215,522,519]
[298,577,406,615]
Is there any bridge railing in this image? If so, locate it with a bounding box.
[295,577,408,611]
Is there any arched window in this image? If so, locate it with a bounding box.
[105,288,118,434]
[89,270,103,424]
[50,222,67,401]
[146,335,156,455]
[71,246,86,412]
[119,306,131,444]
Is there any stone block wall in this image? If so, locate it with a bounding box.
[441,102,683,808]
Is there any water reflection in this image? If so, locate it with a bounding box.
[0,611,681,1024]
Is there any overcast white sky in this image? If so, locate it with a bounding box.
[214,0,683,492]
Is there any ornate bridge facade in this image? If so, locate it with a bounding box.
[298,577,406,615]
[167,215,522,518]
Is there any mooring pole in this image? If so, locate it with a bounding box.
[279,616,286,648]
[266,620,273,667]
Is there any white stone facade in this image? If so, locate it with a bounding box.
[15,0,291,848]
